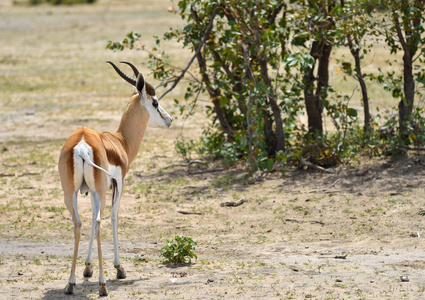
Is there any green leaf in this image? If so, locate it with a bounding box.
[346,108,357,117]
[267,159,274,171]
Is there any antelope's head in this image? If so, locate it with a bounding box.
[106,61,173,129]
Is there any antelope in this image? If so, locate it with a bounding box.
[58,61,172,296]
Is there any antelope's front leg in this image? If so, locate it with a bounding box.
[111,183,126,279]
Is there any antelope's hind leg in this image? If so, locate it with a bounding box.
[92,190,108,296]
[83,191,98,279]
[64,191,82,295]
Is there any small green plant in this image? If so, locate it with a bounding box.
[161,235,197,264]
[212,173,236,190]
[174,137,198,162]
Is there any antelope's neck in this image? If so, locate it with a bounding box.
[116,95,149,164]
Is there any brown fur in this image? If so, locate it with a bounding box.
[58,94,148,190]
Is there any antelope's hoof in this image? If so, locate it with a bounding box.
[83,263,93,278]
[115,265,127,279]
[99,282,108,297]
[64,282,75,295]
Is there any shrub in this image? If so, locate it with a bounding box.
[161,235,197,264]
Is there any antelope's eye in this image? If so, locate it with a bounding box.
[152,100,158,109]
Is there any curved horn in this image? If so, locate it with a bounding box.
[121,61,156,96]
[106,61,136,86]
[120,61,140,77]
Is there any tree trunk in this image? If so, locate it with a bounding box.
[398,51,415,140]
[263,111,277,155]
[316,43,331,98]
[393,13,417,142]
[304,40,324,134]
[196,51,234,139]
[348,35,371,132]
[305,94,323,134]
[358,73,371,133]
[259,59,286,153]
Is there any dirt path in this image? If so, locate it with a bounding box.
[1,239,425,299]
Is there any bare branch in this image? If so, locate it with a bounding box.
[158,7,219,100]
[241,42,262,176]
[392,12,409,54]
[179,82,203,135]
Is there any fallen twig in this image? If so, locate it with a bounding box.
[2,163,18,168]
[299,157,335,174]
[0,173,15,177]
[284,218,324,225]
[177,210,203,215]
[309,179,340,193]
[220,198,246,207]
[18,172,41,177]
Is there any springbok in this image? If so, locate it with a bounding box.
[58,61,172,296]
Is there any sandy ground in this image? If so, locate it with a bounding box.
[1,1,425,299]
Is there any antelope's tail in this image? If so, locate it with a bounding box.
[78,151,119,206]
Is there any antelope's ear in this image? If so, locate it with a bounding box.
[145,81,156,97]
[136,73,146,95]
